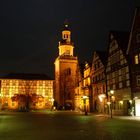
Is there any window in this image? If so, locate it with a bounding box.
[65,50,70,55]
[136,33,140,43]
[135,55,139,64]
[115,76,119,83]
[98,62,100,68]
[126,66,129,73]
[113,84,116,89]
[102,72,105,79]
[119,82,122,88]
[107,86,110,91]
[126,73,129,80]
[12,102,15,106]
[120,54,123,60]
[94,64,96,70]
[136,75,140,86]
[126,80,130,87]
[92,77,94,83]
[66,34,68,39]
[67,68,71,75]
[95,76,97,81]
[103,85,105,93]
[119,69,121,75]
[121,68,126,80]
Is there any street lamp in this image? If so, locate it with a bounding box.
[109,90,114,118]
[82,95,88,115]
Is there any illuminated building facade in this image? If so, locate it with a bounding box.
[74,62,91,112]
[74,63,84,111]
[91,51,107,113]
[106,31,132,115]
[54,23,78,109]
[0,73,54,111]
[127,8,140,116]
[82,62,92,112]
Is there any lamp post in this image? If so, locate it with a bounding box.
[82,95,88,115]
[110,90,114,118]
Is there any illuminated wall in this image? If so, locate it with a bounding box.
[74,62,91,112]
[0,79,54,110]
[54,23,78,109]
[91,51,107,113]
[135,99,140,116]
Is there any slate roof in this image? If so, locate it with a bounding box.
[109,31,130,54]
[1,73,53,80]
[95,50,107,67]
[79,63,85,77]
[127,7,140,54]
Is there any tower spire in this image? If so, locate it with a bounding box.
[58,21,74,56]
[64,19,69,28]
[54,22,78,110]
[61,20,71,43]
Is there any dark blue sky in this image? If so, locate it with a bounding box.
[0,0,140,78]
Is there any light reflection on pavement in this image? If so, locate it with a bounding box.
[0,111,140,140]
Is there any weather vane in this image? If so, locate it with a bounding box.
[64,19,69,27]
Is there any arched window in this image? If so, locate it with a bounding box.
[67,68,71,75]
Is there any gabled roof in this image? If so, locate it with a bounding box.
[1,73,53,80]
[84,61,92,69]
[109,31,129,54]
[79,63,85,77]
[95,50,107,67]
[127,7,140,54]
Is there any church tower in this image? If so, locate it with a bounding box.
[54,22,78,109]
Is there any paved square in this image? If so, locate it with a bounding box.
[0,111,140,140]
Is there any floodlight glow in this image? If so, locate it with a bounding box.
[98,94,106,102]
[135,99,140,116]
[82,95,88,99]
[107,101,111,105]
[119,101,123,104]
[110,90,114,95]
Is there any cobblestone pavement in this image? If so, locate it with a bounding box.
[0,110,140,140]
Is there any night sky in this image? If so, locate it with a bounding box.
[0,0,140,79]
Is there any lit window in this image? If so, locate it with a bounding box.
[65,50,70,55]
[88,77,90,85]
[135,55,139,64]
[12,102,15,106]
[136,75,140,86]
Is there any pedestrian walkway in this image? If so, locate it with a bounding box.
[93,113,140,121]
